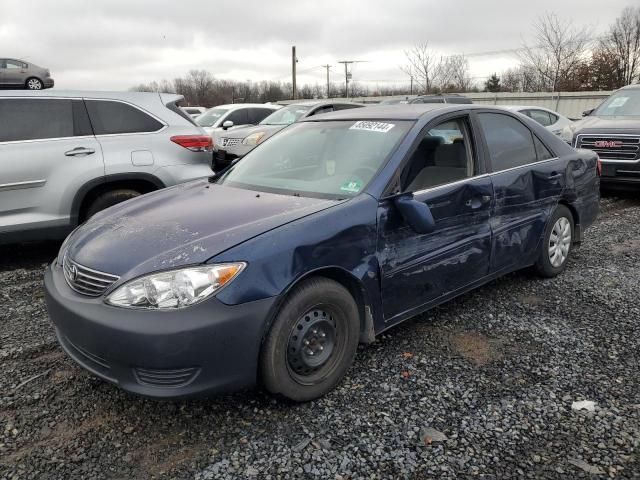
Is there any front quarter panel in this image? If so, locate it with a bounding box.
[211,194,383,329]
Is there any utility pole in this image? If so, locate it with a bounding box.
[337,60,366,99]
[321,64,332,98]
[291,46,298,100]
[410,75,413,96]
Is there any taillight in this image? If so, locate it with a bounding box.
[170,135,213,152]
[596,155,602,177]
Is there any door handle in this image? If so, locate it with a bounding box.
[65,147,95,157]
[548,172,562,179]
[465,195,492,209]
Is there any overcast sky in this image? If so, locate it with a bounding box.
[0,0,634,91]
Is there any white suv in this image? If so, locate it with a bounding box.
[0,90,214,244]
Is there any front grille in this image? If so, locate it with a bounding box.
[134,367,200,388]
[63,255,119,297]
[576,135,640,161]
[221,137,242,148]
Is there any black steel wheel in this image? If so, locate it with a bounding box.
[260,277,359,402]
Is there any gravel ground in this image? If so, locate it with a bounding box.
[1,194,639,480]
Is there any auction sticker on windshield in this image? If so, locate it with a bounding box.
[340,179,363,193]
[350,121,395,133]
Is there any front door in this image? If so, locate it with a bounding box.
[0,98,104,233]
[474,112,565,273]
[377,114,493,323]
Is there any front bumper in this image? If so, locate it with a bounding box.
[44,262,276,398]
[601,161,640,187]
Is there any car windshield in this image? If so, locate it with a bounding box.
[216,120,412,199]
[593,90,640,117]
[260,104,313,125]
[195,108,228,127]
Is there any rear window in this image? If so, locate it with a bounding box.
[85,100,164,135]
[0,98,75,142]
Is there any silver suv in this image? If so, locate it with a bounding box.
[0,90,214,244]
[0,58,54,90]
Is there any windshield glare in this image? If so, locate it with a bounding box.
[260,104,312,125]
[195,108,228,127]
[217,120,412,198]
[594,90,640,117]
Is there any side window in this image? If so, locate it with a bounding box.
[548,112,559,124]
[0,59,6,68]
[477,113,538,171]
[225,108,249,126]
[0,99,75,142]
[333,104,363,111]
[248,108,273,124]
[6,60,24,70]
[85,100,163,135]
[309,106,334,116]
[527,109,552,127]
[534,136,554,161]
[401,117,474,192]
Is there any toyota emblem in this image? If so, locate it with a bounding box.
[69,264,78,281]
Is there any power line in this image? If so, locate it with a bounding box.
[337,60,367,98]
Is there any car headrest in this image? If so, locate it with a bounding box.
[434,142,467,168]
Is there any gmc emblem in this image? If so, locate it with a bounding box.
[593,140,623,148]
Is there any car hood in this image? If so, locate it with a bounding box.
[574,115,640,134]
[67,180,339,279]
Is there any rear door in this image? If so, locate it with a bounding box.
[0,97,104,233]
[84,98,165,176]
[377,113,493,323]
[4,60,27,87]
[474,111,565,273]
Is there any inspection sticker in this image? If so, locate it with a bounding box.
[350,121,395,133]
[340,179,363,193]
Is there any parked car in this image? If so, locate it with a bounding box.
[499,105,573,136]
[409,94,472,104]
[0,58,54,90]
[44,104,600,402]
[195,103,280,137]
[181,106,206,118]
[214,100,365,170]
[0,90,214,244]
[561,84,640,188]
[379,98,409,105]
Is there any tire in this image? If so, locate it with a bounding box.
[534,205,574,278]
[260,277,360,402]
[25,78,43,90]
[85,189,141,219]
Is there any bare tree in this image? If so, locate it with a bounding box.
[602,6,640,86]
[400,42,447,94]
[442,55,473,91]
[519,13,592,91]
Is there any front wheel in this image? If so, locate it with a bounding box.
[260,277,360,402]
[26,78,43,90]
[534,205,574,278]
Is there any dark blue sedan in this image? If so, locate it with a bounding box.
[44,104,600,401]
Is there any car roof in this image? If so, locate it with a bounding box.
[498,105,554,111]
[0,89,165,100]
[300,103,470,121]
[213,103,280,110]
[619,84,640,91]
[281,100,364,108]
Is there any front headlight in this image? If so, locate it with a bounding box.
[561,125,576,144]
[242,132,266,146]
[105,263,246,310]
[57,228,79,267]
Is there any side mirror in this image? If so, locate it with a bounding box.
[394,194,436,234]
[582,108,594,117]
[222,120,234,130]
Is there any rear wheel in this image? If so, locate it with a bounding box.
[534,205,574,278]
[85,189,141,219]
[26,78,43,90]
[260,277,360,402]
